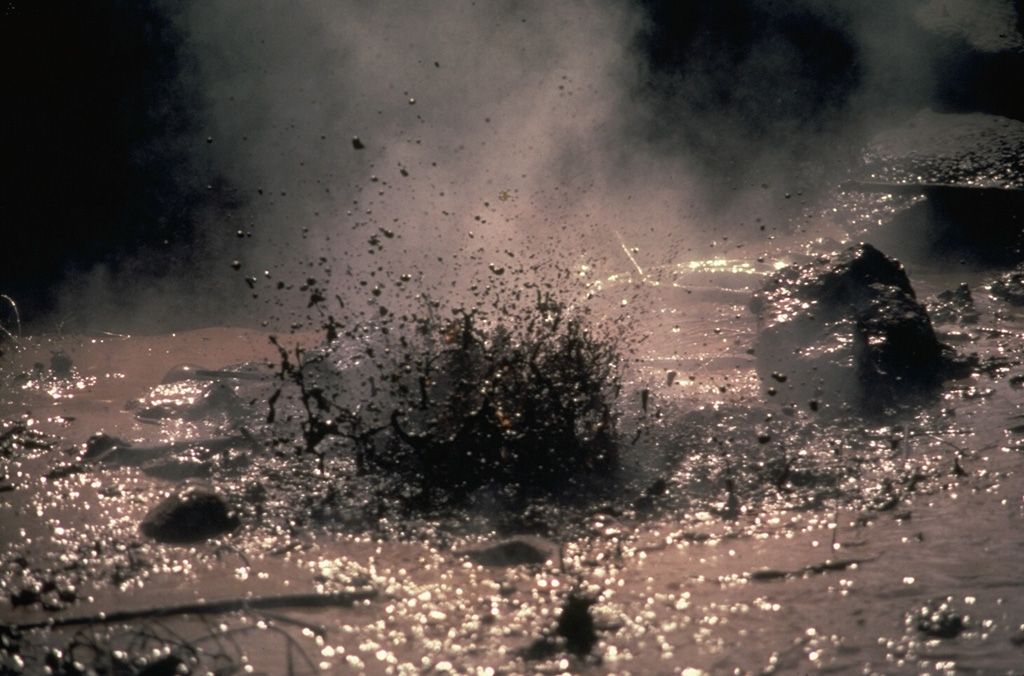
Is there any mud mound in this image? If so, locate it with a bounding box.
[750,243,971,414]
[267,297,624,512]
[140,479,239,543]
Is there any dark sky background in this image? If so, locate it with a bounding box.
[3,0,1022,333]
[3,0,235,329]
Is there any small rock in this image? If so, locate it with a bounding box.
[989,264,1024,306]
[928,283,980,324]
[45,463,84,480]
[458,536,556,567]
[556,590,599,656]
[132,381,244,424]
[143,456,213,481]
[9,582,42,607]
[910,597,967,639]
[140,479,238,543]
[49,350,74,379]
[81,433,131,461]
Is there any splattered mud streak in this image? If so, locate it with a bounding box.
[3,263,1024,675]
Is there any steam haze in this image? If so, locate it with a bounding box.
[5,0,1019,332]
[185,0,681,329]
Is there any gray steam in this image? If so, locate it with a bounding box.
[179,0,815,328]
[183,0,668,328]
[49,0,1020,331]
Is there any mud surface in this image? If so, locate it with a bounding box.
[3,249,1024,675]
[6,1,1024,671]
[4,107,1024,674]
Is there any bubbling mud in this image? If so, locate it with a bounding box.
[4,238,1024,674]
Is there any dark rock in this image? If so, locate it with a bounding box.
[9,582,42,607]
[142,457,213,481]
[459,537,555,567]
[49,350,74,378]
[928,283,980,325]
[515,589,599,660]
[989,264,1024,306]
[910,598,967,639]
[750,244,971,413]
[45,463,85,480]
[140,479,238,543]
[556,591,599,656]
[82,433,131,461]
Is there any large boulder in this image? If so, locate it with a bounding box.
[140,479,238,543]
[750,244,971,414]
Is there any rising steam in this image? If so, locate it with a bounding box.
[8,0,1013,331]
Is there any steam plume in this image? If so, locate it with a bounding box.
[6,0,1020,331]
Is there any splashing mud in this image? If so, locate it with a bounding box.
[4,236,1024,673]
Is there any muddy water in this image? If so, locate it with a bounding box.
[2,251,1024,675]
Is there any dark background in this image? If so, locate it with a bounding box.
[2,0,236,329]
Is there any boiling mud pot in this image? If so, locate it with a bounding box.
[2,258,1024,674]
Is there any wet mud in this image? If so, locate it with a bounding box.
[3,255,1024,674]
[5,1,1024,672]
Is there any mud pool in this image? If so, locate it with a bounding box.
[7,0,1024,673]
[3,238,1024,675]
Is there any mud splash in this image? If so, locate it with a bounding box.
[3,251,1024,673]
